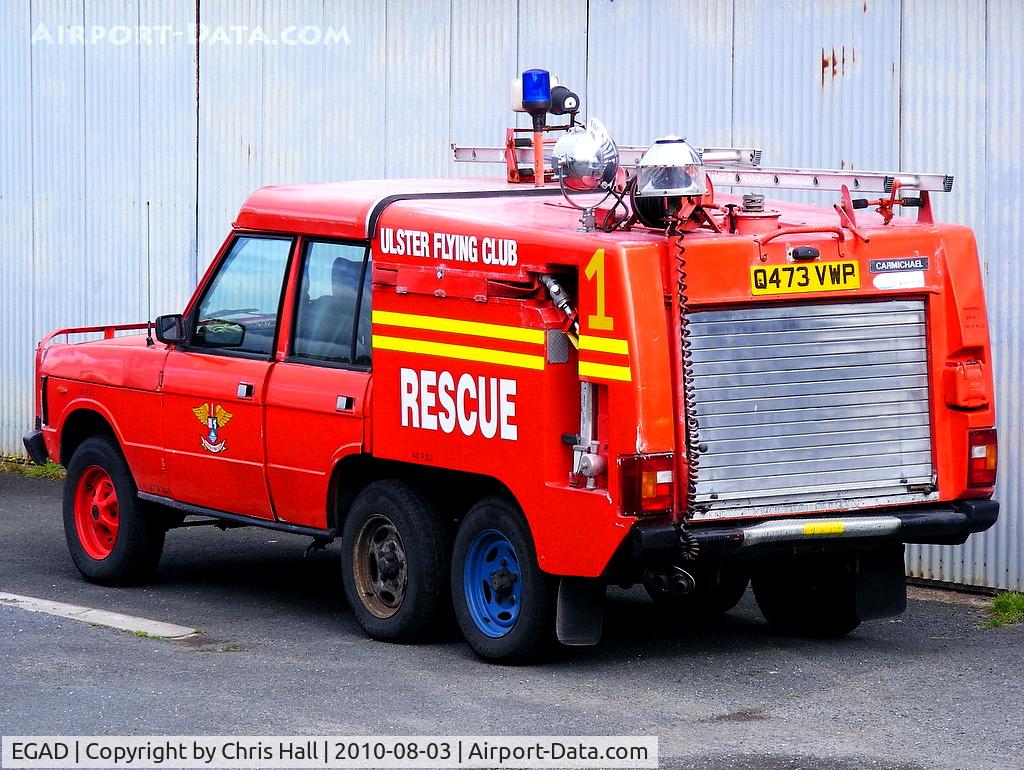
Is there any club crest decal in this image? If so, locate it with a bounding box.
[192,402,233,453]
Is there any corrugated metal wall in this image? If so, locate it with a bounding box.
[903,0,1024,591]
[1,0,1021,589]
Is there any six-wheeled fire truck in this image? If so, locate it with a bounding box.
[24,70,998,662]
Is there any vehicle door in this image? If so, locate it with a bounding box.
[264,239,373,529]
[160,234,294,520]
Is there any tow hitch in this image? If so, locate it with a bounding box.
[643,566,696,597]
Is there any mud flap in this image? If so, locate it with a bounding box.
[556,577,605,646]
[855,546,907,621]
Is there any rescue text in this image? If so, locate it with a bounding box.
[399,367,518,440]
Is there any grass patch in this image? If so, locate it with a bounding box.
[0,457,65,480]
[985,592,1024,628]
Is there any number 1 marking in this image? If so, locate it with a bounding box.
[584,249,614,331]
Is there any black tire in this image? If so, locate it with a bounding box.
[62,435,165,585]
[752,557,860,638]
[451,496,556,664]
[340,480,449,643]
[644,564,749,618]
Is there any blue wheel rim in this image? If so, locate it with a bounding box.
[463,529,523,638]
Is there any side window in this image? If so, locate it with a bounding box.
[192,236,293,356]
[293,241,372,365]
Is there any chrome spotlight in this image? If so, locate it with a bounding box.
[635,137,707,198]
[551,117,620,193]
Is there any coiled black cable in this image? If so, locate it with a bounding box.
[668,220,701,517]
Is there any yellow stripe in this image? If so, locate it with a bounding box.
[373,334,545,371]
[579,360,632,382]
[578,335,629,355]
[803,521,845,536]
[372,309,544,345]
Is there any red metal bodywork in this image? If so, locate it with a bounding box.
[34,177,997,578]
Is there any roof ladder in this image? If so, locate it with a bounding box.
[452,142,954,193]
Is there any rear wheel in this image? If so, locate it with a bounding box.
[63,436,165,585]
[644,564,749,618]
[752,557,860,638]
[451,497,556,664]
[341,480,449,642]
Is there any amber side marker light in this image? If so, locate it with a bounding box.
[619,453,674,516]
[968,428,998,487]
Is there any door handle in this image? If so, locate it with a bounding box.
[236,382,254,399]
[336,395,354,412]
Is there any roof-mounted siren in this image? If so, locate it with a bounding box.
[511,69,580,187]
[512,69,551,188]
[510,70,581,124]
[632,137,708,229]
[511,69,552,129]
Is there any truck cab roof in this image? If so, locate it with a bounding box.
[235,178,536,241]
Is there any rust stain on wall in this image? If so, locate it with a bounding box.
[821,46,854,87]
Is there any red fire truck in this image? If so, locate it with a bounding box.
[24,72,998,662]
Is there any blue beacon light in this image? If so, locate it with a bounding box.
[518,68,553,188]
[520,69,552,130]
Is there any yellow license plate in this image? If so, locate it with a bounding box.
[750,261,860,296]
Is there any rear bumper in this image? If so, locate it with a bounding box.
[631,499,998,561]
[22,430,49,466]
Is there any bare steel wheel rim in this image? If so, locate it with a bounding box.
[352,513,408,619]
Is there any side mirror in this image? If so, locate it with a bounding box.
[155,314,185,344]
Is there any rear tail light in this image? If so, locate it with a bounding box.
[619,453,674,516]
[968,428,997,487]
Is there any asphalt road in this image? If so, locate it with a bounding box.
[1,472,1022,770]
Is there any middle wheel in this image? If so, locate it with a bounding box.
[451,496,556,664]
[341,480,449,643]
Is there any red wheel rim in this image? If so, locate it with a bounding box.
[73,465,119,560]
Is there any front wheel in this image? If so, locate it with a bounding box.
[451,497,556,664]
[63,436,165,585]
